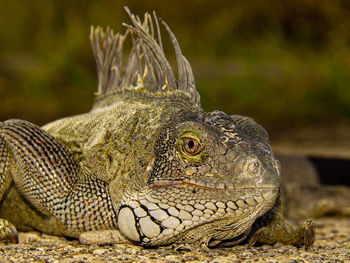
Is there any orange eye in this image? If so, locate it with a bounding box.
[183,137,201,155]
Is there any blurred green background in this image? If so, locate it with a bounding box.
[0,0,349,138]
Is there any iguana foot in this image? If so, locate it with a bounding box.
[79,230,132,245]
[249,219,315,250]
[0,219,18,244]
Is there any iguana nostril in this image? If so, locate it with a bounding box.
[247,159,260,174]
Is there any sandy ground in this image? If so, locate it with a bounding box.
[0,217,348,263]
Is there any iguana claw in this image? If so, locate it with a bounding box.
[304,219,316,250]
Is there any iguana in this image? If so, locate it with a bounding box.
[0,8,315,250]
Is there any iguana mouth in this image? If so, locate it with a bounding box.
[150,178,279,191]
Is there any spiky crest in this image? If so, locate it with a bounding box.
[90,7,200,108]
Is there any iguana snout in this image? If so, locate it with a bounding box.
[231,154,280,189]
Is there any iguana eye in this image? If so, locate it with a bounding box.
[183,137,201,155]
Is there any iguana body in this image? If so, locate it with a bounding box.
[0,8,314,249]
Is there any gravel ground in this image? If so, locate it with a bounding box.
[0,217,348,263]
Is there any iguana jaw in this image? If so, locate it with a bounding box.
[117,186,279,247]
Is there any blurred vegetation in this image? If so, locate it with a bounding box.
[0,0,349,134]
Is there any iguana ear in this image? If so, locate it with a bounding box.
[0,119,78,215]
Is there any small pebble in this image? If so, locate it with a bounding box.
[93,248,108,255]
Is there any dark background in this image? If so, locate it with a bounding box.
[0,0,349,140]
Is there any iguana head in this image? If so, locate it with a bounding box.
[117,109,280,247]
[91,8,280,247]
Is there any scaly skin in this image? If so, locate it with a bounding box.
[0,8,315,250]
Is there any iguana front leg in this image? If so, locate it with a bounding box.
[249,196,315,250]
[0,119,80,242]
[0,119,119,242]
[0,119,78,213]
